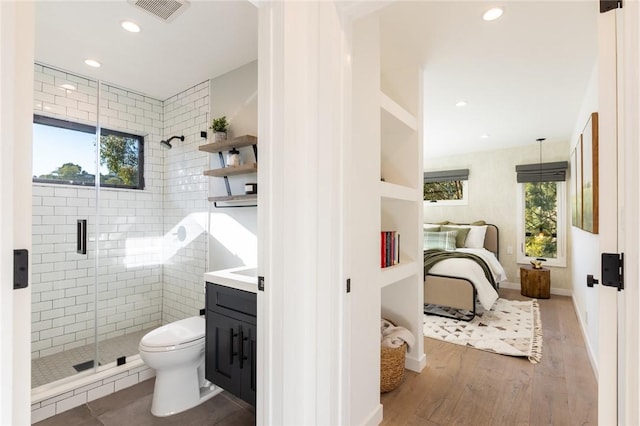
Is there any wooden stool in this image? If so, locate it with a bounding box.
[520,265,550,299]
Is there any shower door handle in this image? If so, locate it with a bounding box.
[77,219,87,254]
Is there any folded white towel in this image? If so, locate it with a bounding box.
[380,319,415,349]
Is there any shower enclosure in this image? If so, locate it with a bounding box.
[31,64,165,388]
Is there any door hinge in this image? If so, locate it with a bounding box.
[346,278,351,293]
[601,252,624,291]
[258,276,264,291]
[600,0,622,13]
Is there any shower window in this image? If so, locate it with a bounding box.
[33,115,145,189]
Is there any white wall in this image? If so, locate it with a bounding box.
[31,65,165,359]
[424,141,571,291]
[208,60,258,272]
[570,63,599,369]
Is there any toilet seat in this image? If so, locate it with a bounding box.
[140,316,205,352]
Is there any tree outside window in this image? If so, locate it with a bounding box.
[100,133,141,187]
[33,115,144,190]
[524,181,557,258]
[423,180,464,201]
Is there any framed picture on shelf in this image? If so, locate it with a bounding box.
[581,112,599,234]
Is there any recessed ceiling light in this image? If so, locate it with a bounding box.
[456,100,468,107]
[60,83,76,91]
[480,134,490,139]
[121,21,141,33]
[84,59,101,68]
[483,7,503,21]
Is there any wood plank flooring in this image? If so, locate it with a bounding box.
[381,288,597,426]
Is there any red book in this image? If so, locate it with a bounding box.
[380,231,386,267]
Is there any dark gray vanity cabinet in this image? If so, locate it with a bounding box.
[205,282,256,406]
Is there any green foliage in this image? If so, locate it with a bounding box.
[424,180,463,201]
[100,134,139,186]
[524,182,557,258]
[209,116,229,132]
[37,162,94,183]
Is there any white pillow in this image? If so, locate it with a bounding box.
[444,224,488,249]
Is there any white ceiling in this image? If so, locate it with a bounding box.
[34,1,597,158]
[380,1,597,159]
[35,1,258,101]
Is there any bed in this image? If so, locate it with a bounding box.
[423,223,506,321]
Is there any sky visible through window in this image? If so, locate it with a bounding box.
[32,123,109,178]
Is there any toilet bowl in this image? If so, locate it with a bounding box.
[139,316,221,417]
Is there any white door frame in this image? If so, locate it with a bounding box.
[256,1,393,424]
[598,3,640,425]
[256,2,351,424]
[0,2,34,425]
[617,2,640,424]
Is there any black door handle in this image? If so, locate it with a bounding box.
[77,219,87,254]
[587,274,599,287]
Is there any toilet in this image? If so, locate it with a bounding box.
[139,316,221,417]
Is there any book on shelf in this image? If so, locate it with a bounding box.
[380,231,400,268]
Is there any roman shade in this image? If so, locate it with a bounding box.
[423,169,469,183]
[515,161,568,183]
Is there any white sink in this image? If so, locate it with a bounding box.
[204,266,258,293]
[230,267,257,277]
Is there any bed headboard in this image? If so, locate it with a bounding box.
[483,224,499,260]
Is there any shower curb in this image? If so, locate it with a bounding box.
[31,356,154,424]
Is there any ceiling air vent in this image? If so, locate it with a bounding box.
[128,0,190,23]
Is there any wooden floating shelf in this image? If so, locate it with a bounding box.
[208,193,257,203]
[203,163,257,177]
[199,135,257,153]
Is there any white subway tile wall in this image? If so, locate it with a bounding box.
[162,81,210,323]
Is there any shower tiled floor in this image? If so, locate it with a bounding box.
[32,328,155,388]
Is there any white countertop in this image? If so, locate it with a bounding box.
[204,265,258,294]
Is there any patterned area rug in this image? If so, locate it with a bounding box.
[423,298,543,363]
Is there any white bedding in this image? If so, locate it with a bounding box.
[426,248,506,310]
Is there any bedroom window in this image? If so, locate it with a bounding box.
[423,168,469,206]
[515,161,568,267]
[33,115,145,190]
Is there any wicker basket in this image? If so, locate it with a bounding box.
[380,322,407,393]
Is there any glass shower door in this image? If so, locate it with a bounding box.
[93,82,162,368]
[31,65,99,387]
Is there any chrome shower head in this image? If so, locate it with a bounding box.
[160,135,184,149]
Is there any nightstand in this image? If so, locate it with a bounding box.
[520,265,550,299]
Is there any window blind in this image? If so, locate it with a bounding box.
[423,169,469,183]
[515,161,568,183]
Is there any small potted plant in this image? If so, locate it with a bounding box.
[209,116,229,142]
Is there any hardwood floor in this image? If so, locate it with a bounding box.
[381,288,597,426]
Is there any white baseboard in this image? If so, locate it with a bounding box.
[571,295,599,381]
[360,403,383,426]
[405,352,426,373]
